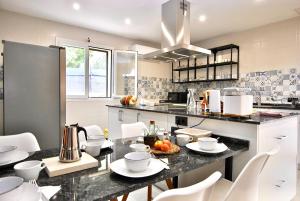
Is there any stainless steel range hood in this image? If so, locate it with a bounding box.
[143,0,211,62]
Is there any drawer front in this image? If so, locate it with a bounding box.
[258,117,297,200]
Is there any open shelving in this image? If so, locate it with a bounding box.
[172,44,239,83]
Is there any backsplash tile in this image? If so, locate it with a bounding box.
[137,68,300,104]
[137,76,173,100]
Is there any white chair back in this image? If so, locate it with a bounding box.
[78,125,104,147]
[121,122,147,139]
[224,148,279,201]
[0,132,40,152]
[153,171,222,201]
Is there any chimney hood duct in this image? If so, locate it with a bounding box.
[143,0,211,62]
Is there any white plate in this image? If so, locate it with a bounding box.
[186,142,228,154]
[101,140,114,149]
[0,182,40,201]
[0,145,17,153]
[0,151,29,167]
[110,158,164,178]
[0,176,23,195]
[18,183,41,201]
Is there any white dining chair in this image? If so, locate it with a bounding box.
[0,132,40,152]
[121,122,148,138]
[78,125,104,146]
[153,171,222,201]
[209,148,279,201]
[121,122,153,201]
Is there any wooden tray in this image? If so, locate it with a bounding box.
[174,128,212,138]
[42,152,98,177]
[150,143,180,155]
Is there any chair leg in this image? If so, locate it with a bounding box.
[110,198,118,201]
[147,185,152,201]
[122,193,129,201]
[165,178,174,189]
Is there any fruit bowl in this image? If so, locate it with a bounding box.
[120,95,137,106]
[150,140,180,155]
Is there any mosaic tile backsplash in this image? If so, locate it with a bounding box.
[137,68,300,104]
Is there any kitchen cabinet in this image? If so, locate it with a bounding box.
[108,107,138,139]
[108,108,168,139]
[137,111,168,130]
[258,117,297,201]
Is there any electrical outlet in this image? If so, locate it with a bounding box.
[175,116,188,126]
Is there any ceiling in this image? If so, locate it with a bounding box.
[0,0,300,45]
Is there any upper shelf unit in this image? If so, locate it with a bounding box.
[172,44,239,83]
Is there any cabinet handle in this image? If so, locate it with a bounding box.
[118,110,123,122]
[274,135,288,140]
[275,180,286,188]
[137,113,141,122]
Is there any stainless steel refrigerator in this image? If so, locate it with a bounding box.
[3,41,66,150]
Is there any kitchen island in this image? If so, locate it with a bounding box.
[107,104,299,201]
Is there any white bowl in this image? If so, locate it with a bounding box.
[129,144,150,152]
[176,134,193,146]
[124,152,151,172]
[198,137,218,151]
[14,160,45,182]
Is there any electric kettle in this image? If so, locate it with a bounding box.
[59,123,87,162]
[204,90,221,113]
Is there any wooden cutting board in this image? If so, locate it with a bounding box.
[174,128,212,138]
[150,143,180,155]
[42,153,98,177]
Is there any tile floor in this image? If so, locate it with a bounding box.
[119,171,300,201]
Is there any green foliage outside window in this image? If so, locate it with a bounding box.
[66,46,84,68]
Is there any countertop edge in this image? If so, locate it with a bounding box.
[106,105,298,125]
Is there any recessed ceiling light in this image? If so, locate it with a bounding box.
[199,15,207,22]
[254,0,265,3]
[125,18,131,25]
[73,2,80,11]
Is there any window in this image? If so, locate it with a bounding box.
[89,48,109,97]
[66,46,85,96]
[59,39,112,98]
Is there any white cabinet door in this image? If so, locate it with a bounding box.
[108,107,123,139]
[108,107,138,139]
[123,109,139,124]
[138,111,168,130]
[258,117,298,201]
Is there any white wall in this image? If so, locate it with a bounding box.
[197,16,300,73]
[0,10,171,134]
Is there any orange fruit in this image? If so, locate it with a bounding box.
[154,140,163,150]
[163,140,171,147]
[161,143,170,152]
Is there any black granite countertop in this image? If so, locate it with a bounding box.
[0,136,249,201]
[107,105,297,125]
[253,103,300,111]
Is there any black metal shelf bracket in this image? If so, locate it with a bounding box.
[171,44,240,83]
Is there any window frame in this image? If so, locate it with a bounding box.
[112,50,138,98]
[56,37,112,99]
[88,46,112,98]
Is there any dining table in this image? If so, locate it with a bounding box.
[0,134,249,201]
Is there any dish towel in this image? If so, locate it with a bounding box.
[39,185,61,200]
